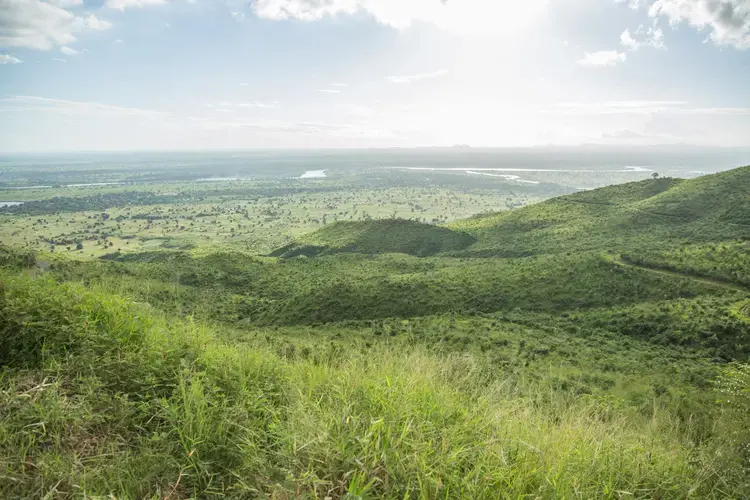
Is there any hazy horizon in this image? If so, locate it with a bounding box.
[2,144,750,156]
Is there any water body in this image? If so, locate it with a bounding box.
[66,182,122,187]
[196,177,243,182]
[396,167,655,173]
[300,170,327,178]
[0,201,24,207]
[464,171,541,184]
[623,166,655,172]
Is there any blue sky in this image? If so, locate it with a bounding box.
[1,0,749,151]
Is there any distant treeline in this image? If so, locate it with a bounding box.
[0,186,343,215]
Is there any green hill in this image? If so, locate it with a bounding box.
[270,218,476,257]
[453,166,750,257]
[43,168,750,358]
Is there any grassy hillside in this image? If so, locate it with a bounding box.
[51,250,743,337]
[1,270,749,498]
[623,241,750,287]
[452,166,750,257]
[271,218,476,257]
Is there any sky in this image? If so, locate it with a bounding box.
[0,0,749,151]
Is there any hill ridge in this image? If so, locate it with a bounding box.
[451,166,750,258]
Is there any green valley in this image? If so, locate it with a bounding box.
[1,166,749,498]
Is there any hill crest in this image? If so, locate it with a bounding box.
[451,166,750,257]
[270,218,476,258]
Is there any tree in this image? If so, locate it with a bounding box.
[76,242,84,251]
[652,172,659,179]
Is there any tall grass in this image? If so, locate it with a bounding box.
[1,272,748,498]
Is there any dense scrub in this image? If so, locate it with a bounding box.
[1,274,749,498]
[0,245,36,269]
[623,241,750,287]
[50,250,739,328]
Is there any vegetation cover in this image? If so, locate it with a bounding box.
[1,166,749,498]
[271,219,476,257]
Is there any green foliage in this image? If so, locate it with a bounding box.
[715,363,750,474]
[0,275,748,498]
[452,167,750,257]
[717,363,750,410]
[624,241,750,287]
[2,166,750,497]
[567,296,750,361]
[49,249,739,331]
[273,218,477,257]
[0,245,36,269]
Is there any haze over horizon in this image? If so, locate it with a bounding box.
[1,0,749,151]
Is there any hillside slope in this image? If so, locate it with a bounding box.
[271,218,476,257]
[1,264,748,498]
[453,166,750,257]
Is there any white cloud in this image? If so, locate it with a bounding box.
[548,101,750,120]
[648,26,665,47]
[615,0,647,10]
[332,82,347,86]
[47,0,84,7]
[0,0,77,49]
[52,58,67,62]
[194,117,353,134]
[251,0,549,37]
[83,14,113,31]
[601,128,646,139]
[60,45,78,55]
[0,96,171,119]
[576,50,627,66]
[0,54,23,64]
[106,0,167,10]
[338,103,378,117]
[238,100,279,108]
[676,107,750,115]
[620,28,640,49]
[0,1,111,51]
[105,0,196,9]
[231,11,246,22]
[207,100,280,109]
[0,53,21,64]
[387,68,448,83]
[620,25,665,51]
[318,89,341,93]
[622,0,750,49]
[551,101,689,114]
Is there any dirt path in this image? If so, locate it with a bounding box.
[602,252,749,294]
